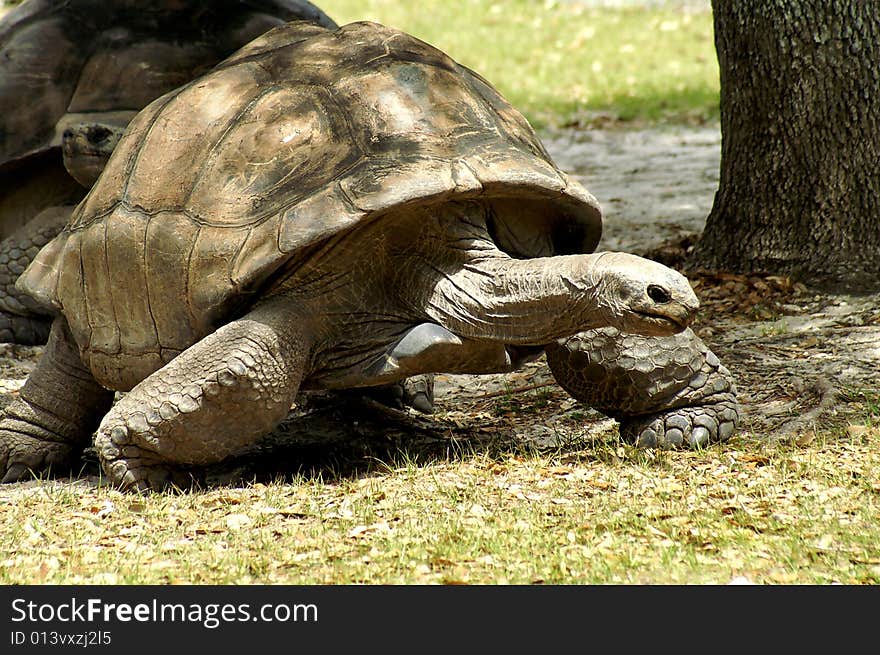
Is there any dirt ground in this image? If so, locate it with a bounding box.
[0,124,878,484]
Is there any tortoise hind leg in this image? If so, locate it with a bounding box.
[0,317,114,482]
[358,376,435,414]
[94,312,308,493]
[546,327,739,448]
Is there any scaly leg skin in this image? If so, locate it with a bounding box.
[0,312,51,346]
[546,327,739,448]
[94,313,307,493]
[359,375,435,414]
[0,206,74,345]
[0,318,114,482]
[400,375,434,413]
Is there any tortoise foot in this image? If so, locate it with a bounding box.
[361,375,435,414]
[401,375,434,414]
[620,400,739,449]
[0,431,80,482]
[95,424,196,493]
[92,317,306,492]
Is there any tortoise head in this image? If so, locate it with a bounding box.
[61,120,127,188]
[587,251,699,336]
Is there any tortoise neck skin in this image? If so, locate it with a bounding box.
[422,250,698,344]
[423,252,611,344]
[406,202,699,344]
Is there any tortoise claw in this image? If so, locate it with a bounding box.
[1,463,32,484]
[620,400,740,449]
[95,423,194,493]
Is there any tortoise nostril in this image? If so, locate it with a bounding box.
[647,284,671,304]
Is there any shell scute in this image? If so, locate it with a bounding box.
[70,95,176,229]
[68,39,220,113]
[277,185,365,254]
[186,224,255,333]
[187,83,363,226]
[128,64,269,218]
[80,219,120,355]
[0,16,84,166]
[144,214,201,353]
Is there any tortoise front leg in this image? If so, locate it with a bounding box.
[0,206,73,345]
[0,317,114,482]
[546,327,739,448]
[94,312,308,492]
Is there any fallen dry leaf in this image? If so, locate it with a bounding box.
[347,522,391,539]
[225,514,253,530]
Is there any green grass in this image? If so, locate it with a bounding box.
[0,1,720,127]
[841,387,880,426]
[2,425,879,584]
[318,0,720,128]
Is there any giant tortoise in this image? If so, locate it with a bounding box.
[0,20,738,491]
[0,0,337,344]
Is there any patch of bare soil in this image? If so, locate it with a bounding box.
[1,125,877,487]
[666,262,879,440]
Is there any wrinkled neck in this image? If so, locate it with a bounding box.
[423,251,614,344]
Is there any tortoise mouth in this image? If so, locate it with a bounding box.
[633,311,690,333]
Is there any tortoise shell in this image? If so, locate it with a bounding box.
[0,0,337,173]
[21,20,603,386]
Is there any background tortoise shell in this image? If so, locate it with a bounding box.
[21,20,603,388]
[0,0,337,171]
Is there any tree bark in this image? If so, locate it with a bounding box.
[692,1,880,292]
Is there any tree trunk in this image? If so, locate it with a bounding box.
[692,1,880,292]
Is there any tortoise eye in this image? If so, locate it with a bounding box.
[87,126,115,145]
[647,284,671,304]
